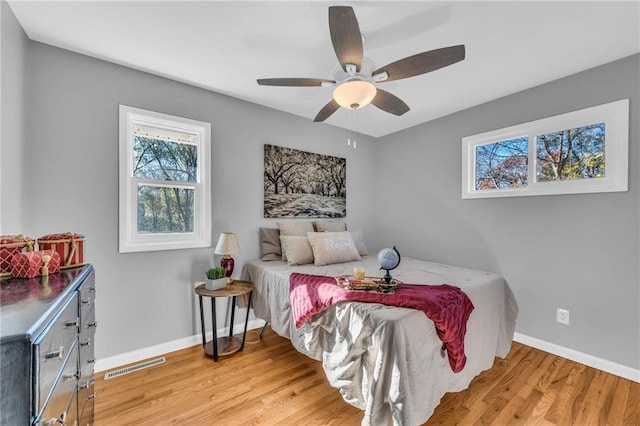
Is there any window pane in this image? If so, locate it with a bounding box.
[536,123,605,182]
[137,185,194,233]
[475,136,528,190]
[133,136,197,182]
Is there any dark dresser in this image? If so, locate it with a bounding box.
[0,265,96,425]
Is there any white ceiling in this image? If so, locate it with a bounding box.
[8,1,640,138]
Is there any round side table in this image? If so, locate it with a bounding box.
[194,280,253,362]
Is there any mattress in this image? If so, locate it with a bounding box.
[241,255,518,425]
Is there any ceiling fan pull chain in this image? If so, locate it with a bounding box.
[347,109,351,147]
[347,109,357,149]
[352,108,357,149]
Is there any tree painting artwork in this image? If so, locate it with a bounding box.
[536,123,605,182]
[133,136,196,233]
[264,144,346,218]
[475,136,529,190]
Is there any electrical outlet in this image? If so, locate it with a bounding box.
[556,308,570,325]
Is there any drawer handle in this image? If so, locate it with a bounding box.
[45,346,64,360]
[65,318,79,328]
[87,321,98,328]
[81,297,91,304]
[80,338,91,347]
[87,359,95,364]
[86,393,96,401]
[79,379,94,390]
[88,286,96,292]
[63,372,80,380]
[40,411,66,425]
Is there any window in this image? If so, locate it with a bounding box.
[462,99,628,199]
[119,105,211,252]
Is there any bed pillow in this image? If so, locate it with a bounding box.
[277,221,314,236]
[259,227,281,261]
[277,222,314,262]
[313,220,347,232]
[280,236,314,266]
[350,230,368,256]
[307,231,361,266]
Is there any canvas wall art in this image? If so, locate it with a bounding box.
[264,144,346,218]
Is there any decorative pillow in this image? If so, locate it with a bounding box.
[280,236,314,266]
[313,220,347,232]
[260,228,281,261]
[307,231,361,267]
[350,230,368,256]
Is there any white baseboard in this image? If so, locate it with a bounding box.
[514,332,640,383]
[94,319,266,373]
[96,327,639,383]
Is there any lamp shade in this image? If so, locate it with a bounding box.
[214,232,240,255]
[333,80,377,109]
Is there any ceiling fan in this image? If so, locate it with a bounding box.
[257,6,465,122]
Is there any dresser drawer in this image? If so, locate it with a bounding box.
[79,305,95,380]
[79,400,94,426]
[78,277,95,321]
[33,295,79,415]
[78,378,95,426]
[79,304,96,343]
[35,340,78,424]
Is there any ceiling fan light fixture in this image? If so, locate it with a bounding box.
[333,80,377,110]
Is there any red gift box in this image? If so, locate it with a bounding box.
[11,250,61,279]
[1,235,35,277]
[37,232,85,269]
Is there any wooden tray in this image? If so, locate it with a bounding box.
[335,275,401,294]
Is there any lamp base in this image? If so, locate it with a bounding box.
[221,256,234,278]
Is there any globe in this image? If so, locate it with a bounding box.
[378,248,400,270]
[378,246,401,283]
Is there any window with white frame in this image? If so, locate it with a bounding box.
[119,105,211,252]
[462,99,629,199]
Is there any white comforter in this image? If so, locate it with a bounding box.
[241,256,518,425]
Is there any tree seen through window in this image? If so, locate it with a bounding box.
[536,123,605,182]
[134,136,197,233]
[475,136,528,190]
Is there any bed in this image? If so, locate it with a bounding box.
[241,254,518,425]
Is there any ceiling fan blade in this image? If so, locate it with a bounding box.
[313,99,340,122]
[371,89,410,116]
[373,45,465,82]
[329,6,363,72]
[257,78,335,87]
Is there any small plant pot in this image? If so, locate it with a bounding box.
[205,278,227,290]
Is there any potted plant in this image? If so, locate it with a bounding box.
[205,267,228,290]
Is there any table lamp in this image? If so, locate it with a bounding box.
[214,232,240,278]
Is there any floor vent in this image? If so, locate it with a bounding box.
[104,357,166,380]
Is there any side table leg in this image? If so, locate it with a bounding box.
[259,322,269,339]
[229,296,236,338]
[240,291,253,352]
[211,298,218,362]
[198,295,206,347]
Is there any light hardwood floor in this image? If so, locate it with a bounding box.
[94,328,639,425]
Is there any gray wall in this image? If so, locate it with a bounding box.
[19,40,377,361]
[1,1,28,232]
[2,3,638,371]
[374,54,640,370]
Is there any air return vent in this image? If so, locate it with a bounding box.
[104,357,166,380]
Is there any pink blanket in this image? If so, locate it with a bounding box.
[290,273,474,373]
